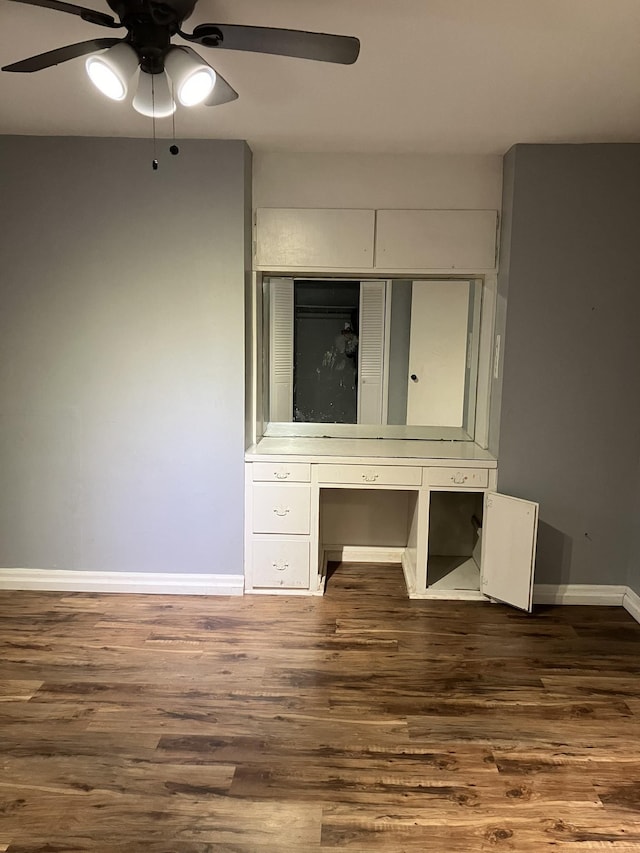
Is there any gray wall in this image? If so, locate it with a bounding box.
[492,144,640,585]
[0,136,251,575]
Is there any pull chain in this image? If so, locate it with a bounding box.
[152,73,158,171]
[170,81,179,157]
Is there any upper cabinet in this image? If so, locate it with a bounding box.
[254,208,498,272]
[255,208,375,269]
[375,209,498,270]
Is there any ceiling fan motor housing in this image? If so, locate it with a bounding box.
[106,0,197,27]
[106,0,198,72]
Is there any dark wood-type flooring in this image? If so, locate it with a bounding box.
[1,563,640,852]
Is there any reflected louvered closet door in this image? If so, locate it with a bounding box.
[269,277,294,422]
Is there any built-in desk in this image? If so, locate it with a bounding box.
[244,438,537,610]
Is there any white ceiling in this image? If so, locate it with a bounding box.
[1,0,640,154]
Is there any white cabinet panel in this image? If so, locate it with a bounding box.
[256,208,375,268]
[481,492,538,612]
[375,209,497,270]
[252,538,310,588]
[252,484,311,534]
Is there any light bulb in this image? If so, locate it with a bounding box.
[165,47,216,107]
[85,43,138,101]
[178,68,216,106]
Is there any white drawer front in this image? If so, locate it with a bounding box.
[252,539,310,589]
[252,462,311,483]
[427,467,489,488]
[317,464,422,487]
[252,484,311,534]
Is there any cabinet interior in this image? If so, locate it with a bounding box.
[320,488,415,548]
[427,491,484,592]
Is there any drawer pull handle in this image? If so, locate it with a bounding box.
[362,473,379,482]
[272,561,289,572]
[274,471,290,480]
[273,506,290,517]
[452,473,468,484]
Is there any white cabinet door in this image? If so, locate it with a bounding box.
[480,492,538,612]
[256,208,375,268]
[375,209,498,270]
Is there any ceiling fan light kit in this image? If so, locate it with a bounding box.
[2,0,360,117]
[86,44,216,114]
[132,67,175,117]
[85,41,137,100]
[164,46,215,107]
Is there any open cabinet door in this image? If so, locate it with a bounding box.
[481,492,538,612]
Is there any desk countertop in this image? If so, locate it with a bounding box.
[245,437,497,466]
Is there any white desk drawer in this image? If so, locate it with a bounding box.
[317,464,422,487]
[251,538,310,589]
[252,462,311,483]
[427,467,489,488]
[252,484,311,534]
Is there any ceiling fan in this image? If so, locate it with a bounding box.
[1,0,360,116]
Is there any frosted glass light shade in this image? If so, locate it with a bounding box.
[133,70,176,118]
[86,43,138,101]
[165,47,216,106]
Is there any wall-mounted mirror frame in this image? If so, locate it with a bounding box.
[258,275,491,443]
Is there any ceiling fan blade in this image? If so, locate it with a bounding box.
[2,38,122,72]
[4,0,121,28]
[178,46,238,106]
[180,23,360,65]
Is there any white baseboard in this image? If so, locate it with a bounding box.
[623,586,640,624]
[534,584,627,606]
[0,569,244,596]
[408,589,485,601]
[2,568,638,621]
[323,545,406,564]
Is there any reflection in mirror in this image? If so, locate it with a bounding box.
[264,277,481,438]
[294,280,360,423]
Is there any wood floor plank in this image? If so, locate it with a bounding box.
[1,563,639,852]
[0,789,322,846]
[0,756,236,798]
[320,811,640,851]
[0,680,43,702]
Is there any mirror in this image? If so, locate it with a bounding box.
[263,277,482,440]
